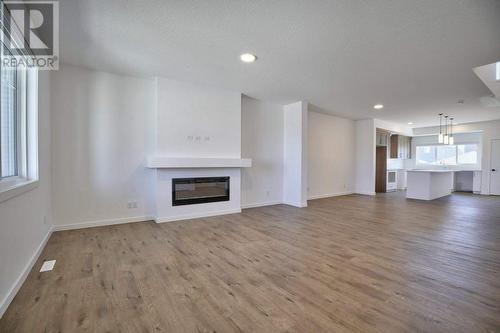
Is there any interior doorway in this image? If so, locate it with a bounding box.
[376,146,387,193]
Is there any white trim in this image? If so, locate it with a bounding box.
[308,191,354,200]
[355,191,376,196]
[0,228,52,318]
[0,179,39,204]
[155,209,241,223]
[52,216,153,231]
[146,157,252,168]
[283,201,308,208]
[241,201,283,209]
[490,139,500,196]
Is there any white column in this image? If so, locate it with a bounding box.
[355,119,376,195]
[283,101,308,207]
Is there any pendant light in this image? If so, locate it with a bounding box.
[438,113,444,143]
[443,116,449,144]
[449,118,454,145]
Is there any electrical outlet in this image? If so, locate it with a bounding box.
[266,190,270,197]
[127,201,138,209]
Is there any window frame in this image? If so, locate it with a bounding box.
[0,19,39,202]
[415,142,480,167]
[1,48,20,180]
[1,50,29,180]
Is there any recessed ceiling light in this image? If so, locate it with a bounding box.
[373,104,384,110]
[407,122,413,125]
[240,53,257,63]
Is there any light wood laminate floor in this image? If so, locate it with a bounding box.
[1,192,499,332]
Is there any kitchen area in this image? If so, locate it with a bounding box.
[375,128,482,200]
[375,130,412,194]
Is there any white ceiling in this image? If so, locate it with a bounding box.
[59,0,500,127]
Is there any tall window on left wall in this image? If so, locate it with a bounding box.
[1,47,20,179]
[0,10,39,198]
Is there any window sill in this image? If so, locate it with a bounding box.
[0,178,39,204]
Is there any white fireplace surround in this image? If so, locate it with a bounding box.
[147,157,252,223]
[152,167,243,223]
[146,156,252,168]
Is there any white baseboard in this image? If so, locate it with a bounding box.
[52,215,153,231]
[283,201,308,208]
[0,228,52,319]
[241,201,283,209]
[155,208,241,223]
[355,191,376,196]
[308,191,354,200]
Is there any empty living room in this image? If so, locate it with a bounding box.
[1,1,500,332]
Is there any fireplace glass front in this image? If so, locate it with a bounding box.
[172,177,230,206]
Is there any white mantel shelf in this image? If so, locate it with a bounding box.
[146,156,252,169]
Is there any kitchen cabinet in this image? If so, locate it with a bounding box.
[376,131,389,146]
[390,134,412,159]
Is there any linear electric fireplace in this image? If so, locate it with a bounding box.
[172,177,230,206]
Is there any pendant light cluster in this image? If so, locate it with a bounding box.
[438,113,455,145]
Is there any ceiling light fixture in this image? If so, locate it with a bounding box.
[373,104,384,110]
[240,53,257,63]
[407,122,413,125]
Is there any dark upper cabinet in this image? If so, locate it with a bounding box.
[390,134,412,159]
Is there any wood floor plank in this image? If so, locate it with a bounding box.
[1,192,499,333]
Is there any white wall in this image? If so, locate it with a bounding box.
[355,119,376,195]
[155,78,241,158]
[308,111,355,199]
[374,119,413,137]
[455,171,474,192]
[241,96,284,208]
[283,101,308,207]
[0,71,52,317]
[413,120,500,195]
[51,65,156,228]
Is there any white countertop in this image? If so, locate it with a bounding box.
[407,170,454,173]
[407,169,481,173]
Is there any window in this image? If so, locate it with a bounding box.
[0,50,28,180]
[436,145,457,166]
[416,146,437,165]
[457,144,478,165]
[1,51,18,178]
[0,4,39,202]
[416,144,479,166]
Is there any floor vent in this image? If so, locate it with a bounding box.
[40,260,56,272]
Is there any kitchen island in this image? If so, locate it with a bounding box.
[406,170,454,200]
